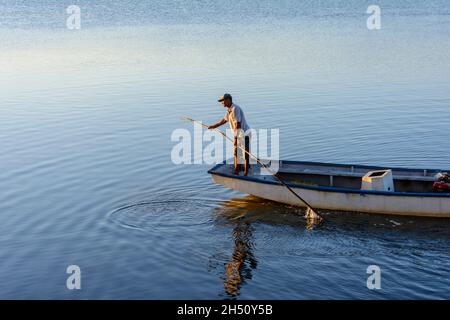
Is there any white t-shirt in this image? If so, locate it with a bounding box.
[224,104,251,136]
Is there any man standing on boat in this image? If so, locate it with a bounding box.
[207,93,251,176]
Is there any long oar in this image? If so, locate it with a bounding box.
[181,117,323,221]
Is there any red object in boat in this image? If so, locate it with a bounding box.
[433,182,450,192]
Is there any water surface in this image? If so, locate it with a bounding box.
[1,0,450,299]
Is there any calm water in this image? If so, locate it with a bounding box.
[1,1,450,299]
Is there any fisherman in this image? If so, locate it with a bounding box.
[207,93,251,176]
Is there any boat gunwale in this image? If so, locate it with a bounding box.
[207,161,450,198]
[273,159,447,173]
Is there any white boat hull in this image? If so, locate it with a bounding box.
[211,174,450,218]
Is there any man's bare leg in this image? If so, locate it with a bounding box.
[244,136,250,176]
[234,143,239,175]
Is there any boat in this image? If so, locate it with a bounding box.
[208,160,450,217]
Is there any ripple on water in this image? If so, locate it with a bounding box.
[107,197,218,232]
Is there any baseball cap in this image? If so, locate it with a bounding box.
[218,93,232,102]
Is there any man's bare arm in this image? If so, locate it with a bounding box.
[208,118,227,130]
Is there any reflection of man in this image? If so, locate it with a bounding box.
[223,222,257,297]
[207,93,251,176]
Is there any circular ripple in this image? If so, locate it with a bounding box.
[108,198,217,232]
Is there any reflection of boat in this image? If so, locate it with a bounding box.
[208,160,450,217]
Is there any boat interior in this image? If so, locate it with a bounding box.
[212,161,449,193]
